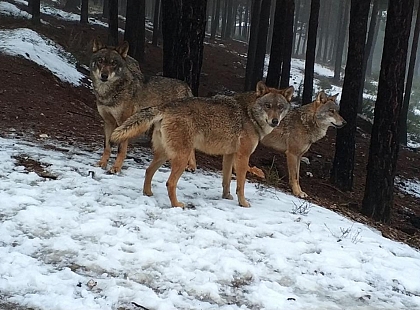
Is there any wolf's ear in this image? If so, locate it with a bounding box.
[281,86,294,102]
[116,41,130,59]
[316,91,328,104]
[256,81,269,97]
[92,38,104,53]
[329,93,340,102]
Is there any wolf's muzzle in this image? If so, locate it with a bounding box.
[270,118,279,127]
[100,73,108,82]
[331,120,346,128]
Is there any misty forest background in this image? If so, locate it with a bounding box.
[25,0,419,224]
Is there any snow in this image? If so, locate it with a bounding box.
[0,28,84,86]
[0,2,420,309]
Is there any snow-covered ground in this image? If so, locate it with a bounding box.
[0,2,420,309]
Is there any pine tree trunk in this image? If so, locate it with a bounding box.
[81,0,89,23]
[211,0,221,39]
[124,0,145,62]
[399,3,420,146]
[362,0,414,223]
[330,0,370,191]
[266,0,285,88]
[31,0,41,24]
[152,0,161,46]
[322,0,332,63]
[333,0,350,82]
[280,0,295,88]
[302,0,320,104]
[103,0,109,18]
[292,0,301,56]
[162,0,207,96]
[107,0,119,46]
[244,0,262,90]
[358,0,379,113]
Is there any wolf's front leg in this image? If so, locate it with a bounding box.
[96,122,116,169]
[222,154,235,200]
[234,154,250,208]
[109,140,128,174]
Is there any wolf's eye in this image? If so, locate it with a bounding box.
[97,58,103,64]
[329,109,335,114]
[265,103,271,109]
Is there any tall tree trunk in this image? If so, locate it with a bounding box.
[81,0,89,23]
[266,0,285,88]
[31,0,41,25]
[152,0,161,46]
[302,0,320,104]
[211,0,221,39]
[330,0,370,191]
[358,0,379,113]
[362,0,414,223]
[322,0,332,63]
[243,0,251,40]
[162,0,207,96]
[244,0,271,91]
[124,0,145,62]
[225,0,234,39]
[292,0,301,56]
[103,0,109,18]
[399,2,420,146]
[333,0,350,82]
[280,0,295,88]
[64,0,80,11]
[316,0,325,61]
[221,0,228,38]
[366,13,380,77]
[107,0,119,46]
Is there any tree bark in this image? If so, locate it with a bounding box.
[358,0,379,113]
[152,0,161,46]
[211,0,221,39]
[280,0,295,88]
[266,0,285,88]
[81,0,89,23]
[31,0,41,25]
[162,0,207,96]
[302,0,320,104]
[399,2,420,146]
[103,0,109,19]
[107,0,119,46]
[333,0,350,82]
[362,0,414,223]
[330,0,370,191]
[124,0,145,62]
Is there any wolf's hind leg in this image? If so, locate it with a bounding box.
[167,154,190,208]
[185,150,197,172]
[143,147,168,197]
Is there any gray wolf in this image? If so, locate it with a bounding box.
[110,82,294,208]
[90,39,194,173]
[252,91,346,198]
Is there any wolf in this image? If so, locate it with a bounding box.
[252,91,346,198]
[89,39,195,174]
[110,82,294,208]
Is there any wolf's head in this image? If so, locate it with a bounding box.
[251,81,293,134]
[89,39,130,84]
[313,92,346,128]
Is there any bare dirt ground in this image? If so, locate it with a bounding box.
[1,2,419,260]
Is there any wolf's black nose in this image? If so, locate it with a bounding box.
[100,73,108,81]
[271,118,279,126]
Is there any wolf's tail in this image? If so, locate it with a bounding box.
[110,106,162,143]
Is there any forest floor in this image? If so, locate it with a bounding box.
[0,1,419,257]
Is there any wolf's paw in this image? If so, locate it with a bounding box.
[185,163,196,173]
[96,161,108,170]
[248,166,265,179]
[172,201,185,208]
[239,199,250,208]
[222,193,234,200]
[108,166,122,174]
[295,191,308,198]
[143,189,153,196]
